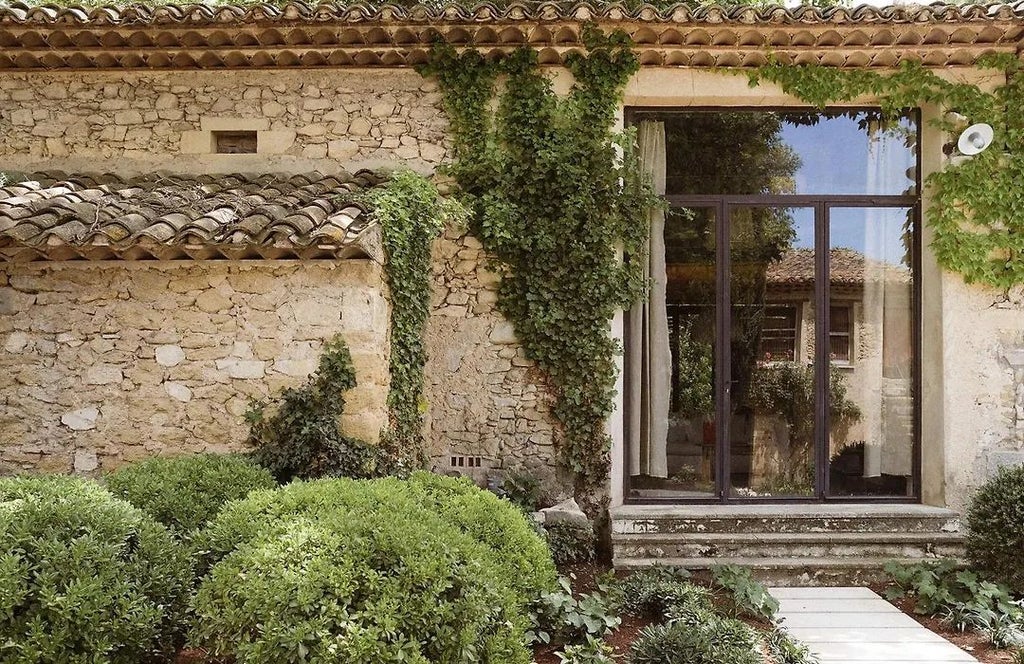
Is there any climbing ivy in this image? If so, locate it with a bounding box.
[749,55,1024,289]
[420,29,659,494]
[364,171,464,471]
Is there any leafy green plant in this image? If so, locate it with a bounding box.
[500,468,544,513]
[365,171,464,471]
[967,464,1024,594]
[556,635,617,664]
[711,564,780,621]
[630,618,761,664]
[765,625,820,664]
[0,475,192,663]
[609,567,711,619]
[749,55,1024,289]
[246,335,379,483]
[884,560,1024,648]
[421,29,659,494]
[545,520,597,566]
[529,575,621,646]
[106,453,276,535]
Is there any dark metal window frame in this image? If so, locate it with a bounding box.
[623,107,923,505]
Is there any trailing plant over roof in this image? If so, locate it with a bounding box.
[749,55,1024,290]
[420,28,659,495]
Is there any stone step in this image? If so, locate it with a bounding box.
[612,531,965,560]
[612,556,954,587]
[611,504,961,535]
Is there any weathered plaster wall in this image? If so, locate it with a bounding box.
[0,261,388,475]
[423,226,569,495]
[940,280,1024,512]
[0,69,448,175]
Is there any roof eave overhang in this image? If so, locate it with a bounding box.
[1,1,1023,71]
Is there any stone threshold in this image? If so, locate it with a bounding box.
[611,503,960,519]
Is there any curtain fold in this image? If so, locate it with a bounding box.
[628,121,671,478]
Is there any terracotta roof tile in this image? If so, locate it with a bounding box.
[0,2,1020,70]
[765,247,910,287]
[0,170,385,261]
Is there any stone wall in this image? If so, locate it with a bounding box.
[0,69,448,176]
[423,226,569,496]
[0,260,388,475]
[941,279,1024,512]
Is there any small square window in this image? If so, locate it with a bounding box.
[213,131,257,154]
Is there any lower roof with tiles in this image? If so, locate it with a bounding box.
[0,170,385,262]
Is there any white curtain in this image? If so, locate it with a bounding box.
[863,126,914,479]
[628,121,671,478]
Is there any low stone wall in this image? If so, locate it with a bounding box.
[0,261,389,475]
[423,226,569,495]
[0,69,448,176]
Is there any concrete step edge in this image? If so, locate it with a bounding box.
[611,531,966,544]
[611,556,962,570]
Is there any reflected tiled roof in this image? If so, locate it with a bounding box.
[0,2,1021,70]
[0,170,384,261]
[766,247,910,287]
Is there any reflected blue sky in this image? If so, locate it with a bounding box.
[788,206,909,264]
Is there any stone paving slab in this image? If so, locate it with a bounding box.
[770,587,979,664]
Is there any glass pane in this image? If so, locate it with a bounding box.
[729,207,816,498]
[660,110,918,196]
[827,207,915,497]
[628,207,717,499]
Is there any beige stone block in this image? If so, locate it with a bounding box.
[62,407,99,431]
[226,271,275,294]
[262,101,286,117]
[10,109,33,126]
[420,143,447,163]
[0,288,35,314]
[200,116,270,132]
[84,364,123,385]
[195,290,232,313]
[328,139,359,160]
[164,382,193,402]
[155,344,186,367]
[30,123,65,138]
[4,331,30,353]
[180,131,212,154]
[114,110,144,125]
[259,130,296,154]
[348,117,372,136]
[216,358,265,380]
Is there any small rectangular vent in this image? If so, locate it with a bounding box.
[450,456,483,469]
[214,130,257,154]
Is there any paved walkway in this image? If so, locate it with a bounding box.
[770,586,979,663]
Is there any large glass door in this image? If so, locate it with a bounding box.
[625,108,921,502]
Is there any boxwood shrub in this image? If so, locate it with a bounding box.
[0,475,191,664]
[106,453,277,535]
[192,474,552,664]
[967,464,1024,593]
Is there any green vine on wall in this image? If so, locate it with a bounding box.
[420,28,659,495]
[364,171,464,471]
[749,55,1024,289]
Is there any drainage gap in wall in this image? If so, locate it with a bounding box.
[213,130,258,154]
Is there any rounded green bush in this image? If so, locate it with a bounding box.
[967,464,1024,593]
[406,471,558,600]
[0,475,192,664]
[106,453,276,535]
[197,472,557,604]
[192,476,539,664]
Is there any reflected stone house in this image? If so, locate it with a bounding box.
[1,1,1023,579]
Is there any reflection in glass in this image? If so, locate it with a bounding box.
[827,208,915,497]
[661,110,917,197]
[729,208,816,497]
[629,207,717,499]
